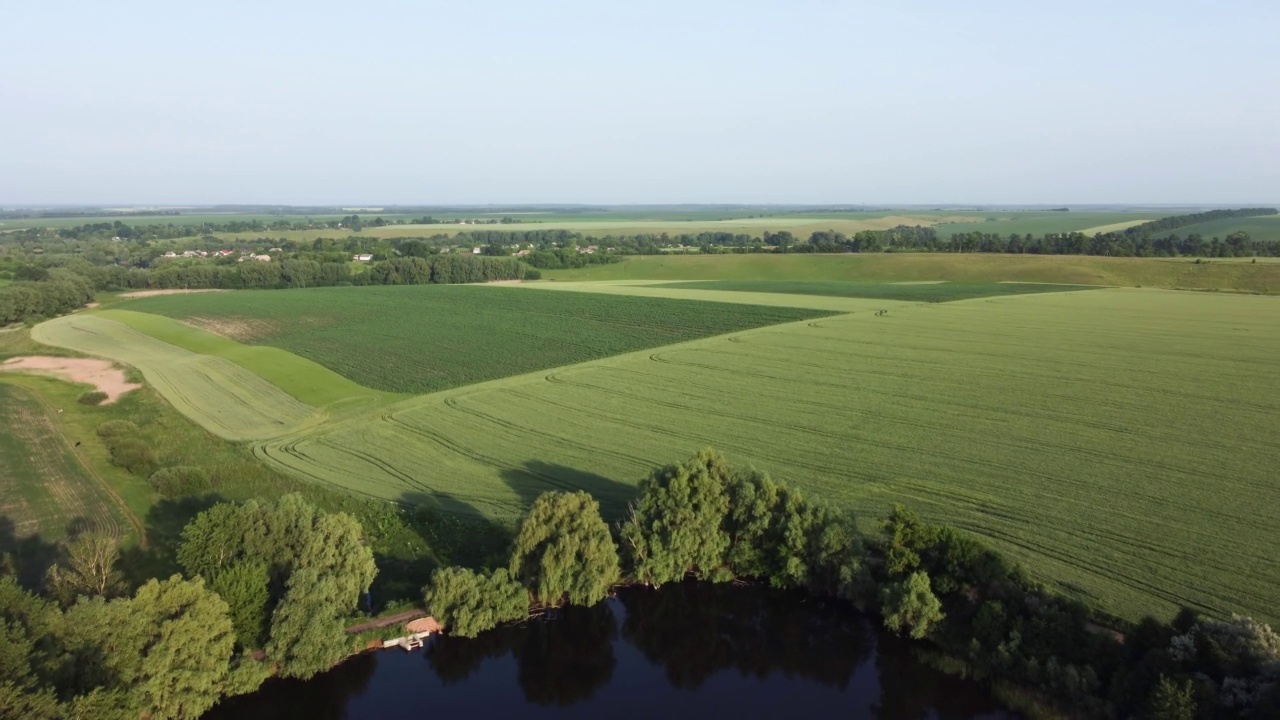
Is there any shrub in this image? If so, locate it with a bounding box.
[148,466,213,497]
[78,391,108,406]
[96,420,139,438]
[523,268,542,281]
[108,438,156,475]
[423,566,528,638]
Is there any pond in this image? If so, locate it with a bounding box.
[205,582,1014,719]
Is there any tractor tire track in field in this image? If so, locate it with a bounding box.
[0,388,138,544]
[249,288,1280,625]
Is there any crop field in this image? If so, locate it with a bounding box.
[539,253,1280,293]
[0,383,126,544]
[123,285,832,394]
[97,309,398,409]
[1158,214,1280,242]
[33,315,317,441]
[658,280,1098,302]
[932,211,1166,238]
[256,288,1280,624]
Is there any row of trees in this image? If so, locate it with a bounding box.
[4,449,1277,717]
[62,254,529,292]
[1124,207,1277,236]
[0,495,376,719]
[421,449,1280,719]
[0,269,95,326]
[870,505,1280,718]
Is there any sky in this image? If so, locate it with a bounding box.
[1,0,1277,205]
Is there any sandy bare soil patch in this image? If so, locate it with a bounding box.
[0,356,141,402]
[483,279,524,285]
[889,280,947,285]
[119,289,228,298]
[184,315,278,342]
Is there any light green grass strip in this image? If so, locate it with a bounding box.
[519,281,916,311]
[33,315,317,441]
[97,309,400,409]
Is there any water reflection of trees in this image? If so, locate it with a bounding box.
[872,633,1005,720]
[427,602,617,706]
[202,652,378,720]
[619,581,871,691]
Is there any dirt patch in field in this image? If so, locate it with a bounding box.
[890,280,947,285]
[184,315,278,342]
[484,280,524,286]
[119,289,228,298]
[0,356,141,402]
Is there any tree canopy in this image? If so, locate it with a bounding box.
[508,491,620,608]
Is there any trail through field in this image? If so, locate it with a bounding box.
[258,288,1280,625]
[0,384,134,543]
[118,289,228,298]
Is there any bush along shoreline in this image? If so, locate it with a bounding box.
[422,450,1280,719]
[2,449,1276,718]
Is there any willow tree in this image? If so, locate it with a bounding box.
[509,491,619,608]
[423,566,528,638]
[618,449,735,586]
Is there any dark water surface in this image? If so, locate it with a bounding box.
[205,583,1014,719]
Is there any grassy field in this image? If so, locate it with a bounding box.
[932,212,1166,237]
[122,285,833,394]
[658,280,1098,302]
[255,288,1280,625]
[32,315,318,441]
[1156,214,1280,242]
[98,309,398,409]
[540,253,1280,293]
[0,382,131,544]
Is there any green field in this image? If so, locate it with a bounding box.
[23,270,1280,626]
[32,315,319,441]
[251,288,1280,624]
[123,285,832,394]
[1156,214,1280,242]
[659,280,1098,302]
[540,253,1280,293]
[932,211,1166,237]
[0,383,128,544]
[98,309,397,409]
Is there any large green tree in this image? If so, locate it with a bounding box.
[880,571,944,640]
[59,575,239,720]
[209,560,270,650]
[509,491,619,607]
[619,449,735,586]
[178,495,376,679]
[423,566,528,638]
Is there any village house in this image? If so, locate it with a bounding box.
[353,254,374,262]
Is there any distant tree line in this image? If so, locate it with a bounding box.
[0,268,95,326]
[75,254,527,292]
[1123,208,1277,237]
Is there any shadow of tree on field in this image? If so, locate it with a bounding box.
[0,515,64,591]
[379,491,513,609]
[500,460,638,521]
[119,494,225,587]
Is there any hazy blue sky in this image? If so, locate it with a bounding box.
[2,0,1276,205]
